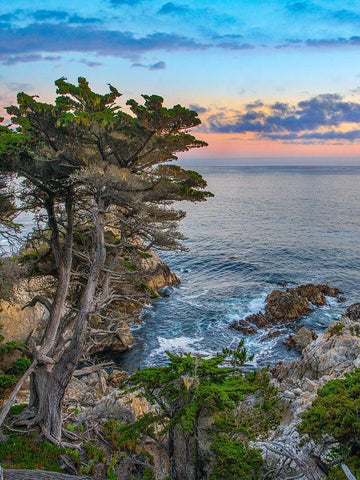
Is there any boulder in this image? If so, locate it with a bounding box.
[231,284,342,335]
[285,326,318,351]
[345,303,360,321]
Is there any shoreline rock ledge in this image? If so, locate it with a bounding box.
[230,283,343,335]
[255,303,360,479]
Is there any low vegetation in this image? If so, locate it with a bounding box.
[299,368,360,479]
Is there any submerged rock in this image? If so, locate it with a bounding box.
[230,283,342,335]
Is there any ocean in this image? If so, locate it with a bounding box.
[119,165,360,371]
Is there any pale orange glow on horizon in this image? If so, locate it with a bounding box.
[184,133,360,159]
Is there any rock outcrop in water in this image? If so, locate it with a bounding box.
[230,283,343,335]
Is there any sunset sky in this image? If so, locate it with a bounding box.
[2,0,360,163]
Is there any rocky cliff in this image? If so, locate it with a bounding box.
[0,249,179,355]
[255,303,360,479]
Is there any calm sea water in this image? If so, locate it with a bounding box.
[120,166,360,371]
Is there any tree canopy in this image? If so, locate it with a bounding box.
[0,77,211,443]
[106,342,279,479]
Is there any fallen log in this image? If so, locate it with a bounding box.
[1,468,93,480]
[73,362,115,377]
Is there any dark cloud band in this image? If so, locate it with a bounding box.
[207,94,360,143]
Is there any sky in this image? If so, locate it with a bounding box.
[2,0,360,164]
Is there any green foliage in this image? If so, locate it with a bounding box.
[210,438,263,480]
[0,341,27,354]
[0,434,65,471]
[106,467,117,480]
[299,368,360,474]
[80,442,107,475]
[136,250,153,259]
[299,368,360,447]
[123,260,138,271]
[328,323,345,336]
[142,468,156,479]
[10,357,31,375]
[214,370,281,441]
[117,343,279,479]
[135,282,160,298]
[8,403,28,416]
[327,457,360,480]
[128,340,275,435]
[103,415,157,453]
[0,374,16,388]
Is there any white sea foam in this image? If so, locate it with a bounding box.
[150,336,206,358]
[228,291,268,324]
[183,289,209,300]
[246,293,267,315]
[325,295,341,307]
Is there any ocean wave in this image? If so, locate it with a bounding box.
[149,336,208,359]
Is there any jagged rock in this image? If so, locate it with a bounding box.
[247,311,270,328]
[66,370,111,403]
[231,284,342,334]
[258,305,360,479]
[345,303,360,321]
[230,319,258,335]
[285,326,318,351]
[265,289,313,323]
[107,369,127,387]
[0,251,178,357]
[141,249,180,291]
[79,389,148,423]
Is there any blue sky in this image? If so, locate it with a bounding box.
[2,0,360,162]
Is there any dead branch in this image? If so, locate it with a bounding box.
[73,362,115,376]
[0,360,37,428]
[22,296,52,313]
[2,469,93,479]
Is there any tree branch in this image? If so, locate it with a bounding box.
[22,296,52,313]
[0,360,37,428]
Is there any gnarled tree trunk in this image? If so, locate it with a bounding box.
[20,201,106,444]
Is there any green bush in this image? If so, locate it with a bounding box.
[210,438,263,480]
[0,341,27,355]
[10,357,31,375]
[299,368,360,473]
[8,403,28,416]
[0,374,16,388]
[327,457,360,480]
[299,368,360,447]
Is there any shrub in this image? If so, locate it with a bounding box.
[10,357,31,375]
[8,403,27,416]
[0,374,16,388]
[299,368,360,474]
[0,434,64,470]
[210,438,263,480]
